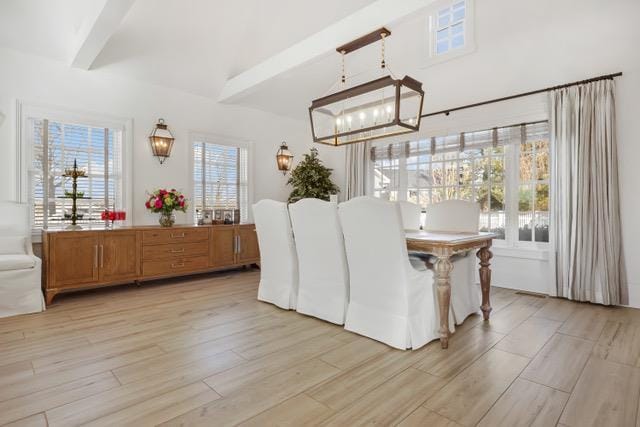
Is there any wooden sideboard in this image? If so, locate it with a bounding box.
[42,224,260,304]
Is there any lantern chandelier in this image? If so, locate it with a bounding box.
[309,28,424,146]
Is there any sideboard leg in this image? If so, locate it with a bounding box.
[45,290,57,306]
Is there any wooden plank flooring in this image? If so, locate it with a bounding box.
[1,269,640,426]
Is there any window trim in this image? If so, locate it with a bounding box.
[16,101,133,240]
[188,131,255,223]
[424,0,476,67]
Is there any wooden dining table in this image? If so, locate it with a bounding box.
[406,230,497,349]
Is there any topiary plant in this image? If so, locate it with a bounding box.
[286,148,340,203]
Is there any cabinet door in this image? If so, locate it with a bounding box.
[101,231,139,282]
[50,233,101,289]
[210,226,236,267]
[236,225,260,264]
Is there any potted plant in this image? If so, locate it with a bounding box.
[286,148,339,203]
[145,188,188,227]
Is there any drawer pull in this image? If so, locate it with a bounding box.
[169,248,185,253]
[171,262,185,268]
[170,232,186,238]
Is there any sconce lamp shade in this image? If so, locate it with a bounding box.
[276,142,294,174]
[149,118,174,164]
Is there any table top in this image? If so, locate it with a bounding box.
[405,230,497,245]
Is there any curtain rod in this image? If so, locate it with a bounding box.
[421,71,623,119]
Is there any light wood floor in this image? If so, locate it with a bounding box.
[1,270,640,427]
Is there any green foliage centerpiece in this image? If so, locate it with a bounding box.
[145,188,188,227]
[286,148,339,203]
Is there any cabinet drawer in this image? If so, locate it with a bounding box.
[142,241,208,261]
[142,255,209,277]
[142,228,209,245]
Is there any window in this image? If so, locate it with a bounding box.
[192,141,249,223]
[518,126,550,243]
[27,118,123,229]
[434,1,466,55]
[427,0,475,63]
[370,122,550,247]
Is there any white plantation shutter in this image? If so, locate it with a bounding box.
[28,118,123,229]
[193,141,249,223]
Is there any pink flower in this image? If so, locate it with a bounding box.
[145,201,151,209]
[179,200,185,207]
[155,199,163,209]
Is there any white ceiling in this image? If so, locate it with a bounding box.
[0,0,429,119]
[0,0,95,61]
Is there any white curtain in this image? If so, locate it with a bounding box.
[551,79,626,305]
[344,141,370,200]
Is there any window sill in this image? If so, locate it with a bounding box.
[423,42,476,68]
[491,245,550,261]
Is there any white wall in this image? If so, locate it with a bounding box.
[0,47,345,227]
[0,0,638,306]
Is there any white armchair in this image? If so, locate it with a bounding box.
[252,199,298,310]
[397,201,422,230]
[339,197,449,350]
[0,202,45,318]
[289,198,349,324]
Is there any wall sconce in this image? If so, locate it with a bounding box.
[149,118,174,164]
[276,141,294,175]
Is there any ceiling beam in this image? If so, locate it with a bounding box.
[217,0,433,103]
[69,0,136,70]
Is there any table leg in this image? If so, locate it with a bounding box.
[434,255,453,349]
[477,246,493,320]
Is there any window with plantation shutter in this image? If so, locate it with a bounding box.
[27,118,123,230]
[193,141,249,223]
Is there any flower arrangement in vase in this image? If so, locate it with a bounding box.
[145,188,188,227]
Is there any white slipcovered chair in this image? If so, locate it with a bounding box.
[252,199,298,310]
[289,198,348,324]
[338,196,451,350]
[0,202,45,318]
[424,199,481,324]
[397,201,422,230]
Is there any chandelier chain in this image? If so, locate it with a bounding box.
[341,50,346,84]
[381,33,386,69]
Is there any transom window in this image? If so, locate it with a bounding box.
[27,118,123,229]
[370,122,550,247]
[192,141,249,223]
[435,0,466,55]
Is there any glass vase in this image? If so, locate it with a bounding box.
[159,211,175,227]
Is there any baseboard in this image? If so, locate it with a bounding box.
[492,282,640,309]
[626,283,640,309]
